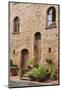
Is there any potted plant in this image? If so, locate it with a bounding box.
[10,60,19,76]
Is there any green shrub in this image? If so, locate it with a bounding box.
[49,64,55,80]
[34,64,39,68]
[46,58,55,80]
[37,65,47,80]
[27,71,34,78]
[25,65,47,81]
[24,63,55,81]
[31,68,38,78]
[26,68,37,78]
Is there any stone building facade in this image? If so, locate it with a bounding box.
[9,2,59,78]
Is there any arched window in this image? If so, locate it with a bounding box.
[35,32,41,40]
[34,32,41,65]
[13,16,19,32]
[47,7,56,27]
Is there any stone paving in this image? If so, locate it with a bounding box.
[9,76,59,88]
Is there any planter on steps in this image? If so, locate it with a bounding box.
[10,66,18,76]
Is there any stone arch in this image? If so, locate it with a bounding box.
[20,48,29,76]
[47,6,56,13]
[34,32,41,40]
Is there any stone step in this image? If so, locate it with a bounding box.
[21,77,31,81]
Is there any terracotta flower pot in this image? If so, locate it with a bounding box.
[10,67,18,76]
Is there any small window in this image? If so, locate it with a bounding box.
[10,59,13,66]
[13,49,15,54]
[47,7,56,27]
[13,16,20,33]
[48,48,51,53]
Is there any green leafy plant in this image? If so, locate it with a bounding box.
[25,65,47,81]
[34,64,39,68]
[36,65,47,80]
[27,70,35,78]
[46,56,55,80]
[49,64,55,80]
[24,69,36,80]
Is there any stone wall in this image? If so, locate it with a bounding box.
[9,3,59,77]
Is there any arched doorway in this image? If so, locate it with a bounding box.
[20,49,29,76]
[34,32,41,65]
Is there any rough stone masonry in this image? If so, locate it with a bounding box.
[9,2,59,79]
